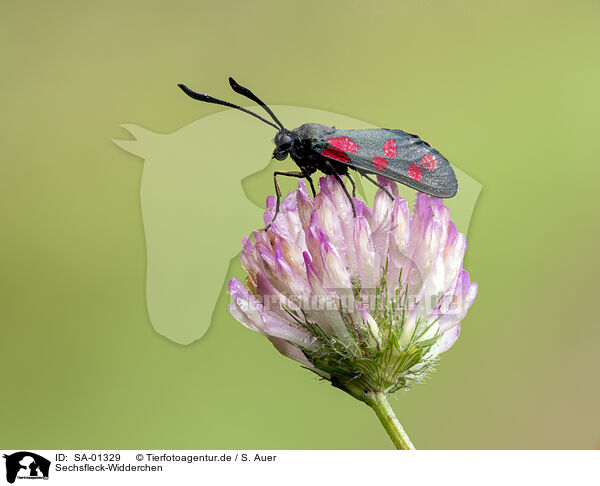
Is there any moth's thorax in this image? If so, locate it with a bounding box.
[273,123,334,162]
[292,123,334,145]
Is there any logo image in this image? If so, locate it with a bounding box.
[2,452,50,483]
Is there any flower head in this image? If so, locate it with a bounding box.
[229,175,477,400]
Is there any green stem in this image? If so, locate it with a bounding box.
[365,392,415,450]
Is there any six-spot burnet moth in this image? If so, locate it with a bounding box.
[178,78,458,228]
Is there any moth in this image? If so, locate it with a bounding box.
[178,78,458,228]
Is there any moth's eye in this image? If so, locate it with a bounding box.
[275,133,292,149]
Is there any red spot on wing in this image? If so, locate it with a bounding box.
[372,157,388,171]
[408,164,422,181]
[383,139,397,158]
[419,153,437,171]
[322,147,351,162]
[326,136,359,153]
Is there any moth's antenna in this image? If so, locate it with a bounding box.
[228,77,285,131]
[177,83,280,131]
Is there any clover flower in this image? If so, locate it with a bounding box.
[228,175,477,448]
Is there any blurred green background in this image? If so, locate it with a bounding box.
[1,0,599,449]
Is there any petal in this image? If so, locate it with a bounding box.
[274,242,309,297]
[418,253,446,309]
[353,215,382,290]
[358,306,382,349]
[303,252,354,344]
[438,325,461,353]
[371,189,394,264]
[442,223,466,293]
[319,231,351,290]
[376,175,399,198]
[228,278,265,333]
[296,179,315,232]
[325,175,354,221]
[387,197,411,292]
[240,235,260,281]
[437,270,478,334]
[314,191,346,258]
[263,195,277,227]
[268,336,315,367]
[262,312,316,349]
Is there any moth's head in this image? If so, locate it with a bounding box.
[273,130,294,161]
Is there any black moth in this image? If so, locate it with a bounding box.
[178,78,458,228]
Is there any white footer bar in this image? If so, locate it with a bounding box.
[1,450,597,485]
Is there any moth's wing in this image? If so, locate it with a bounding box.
[318,128,458,198]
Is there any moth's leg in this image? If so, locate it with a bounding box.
[346,173,357,198]
[324,162,356,217]
[361,173,394,200]
[300,168,317,197]
[266,171,306,231]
